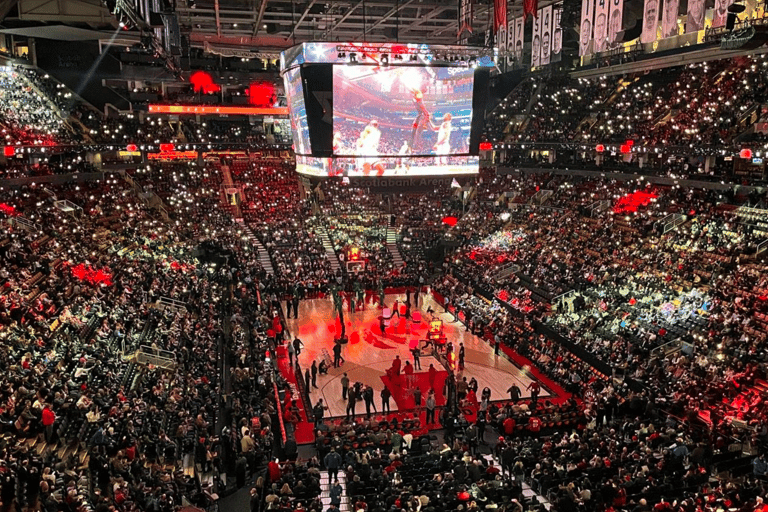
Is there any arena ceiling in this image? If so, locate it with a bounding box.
[7,0,513,53]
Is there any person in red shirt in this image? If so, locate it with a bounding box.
[403,361,414,388]
[528,415,542,435]
[42,404,55,442]
[503,416,516,436]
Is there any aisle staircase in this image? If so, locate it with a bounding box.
[481,453,550,510]
[319,470,350,512]
[243,226,275,276]
[317,226,342,272]
[386,228,405,267]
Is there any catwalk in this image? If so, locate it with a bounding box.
[285,292,550,418]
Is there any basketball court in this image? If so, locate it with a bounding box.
[285,292,552,418]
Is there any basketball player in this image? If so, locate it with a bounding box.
[410,89,435,153]
[325,132,343,176]
[395,140,411,173]
[433,113,452,166]
[356,120,385,175]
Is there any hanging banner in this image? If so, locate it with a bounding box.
[686,0,706,31]
[580,0,595,55]
[540,5,553,65]
[661,0,680,37]
[532,10,542,66]
[496,20,508,65]
[459,0,474,37]
[712,0,730,27]
[513,17,525,64]
[641,0,660,43]
[593,0,611,52]
[552,6,563,62]
[494,0,508,34]
[608,0,624,46]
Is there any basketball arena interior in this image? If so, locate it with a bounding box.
[0,0,767,510]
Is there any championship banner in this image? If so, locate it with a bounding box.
[459,0,474,37]
[552,6,563,62]
[593,0,610,52]
[513,17,525,64]
[661,0,680,37]
[686,0,705,31]
[494,0,508,34]
[641,0,660,43]
[579,0,595,56]
[540,5,553,65]
[608,0,624,46]
[532,10,542,66]
[712,0,730,27]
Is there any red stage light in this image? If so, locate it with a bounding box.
[246,81,276,107]
[189,71,221,94]
[3,146,14,157]
[620,144,631,154]
[740,148,753,159]
[613,190,658,213]
[159,143,175,152]
[596,144,605,153]
[126,144,138,152]
[442,216,458,226]
[479,142,493,151]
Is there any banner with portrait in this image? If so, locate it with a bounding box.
[540,5,553,65]
[551,5,563,62]
[661,0,680,37]
[532,9,542,66]
[608,0,624,46]
[686,0,705,32]
[513,17,525,65]
[641,0,660,43]
[593,0,611,52]
[579,0,595,55]
[712,0,730,27]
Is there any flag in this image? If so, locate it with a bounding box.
[459,0,474,37]
[451,178,461,188]
[494,0,508,33]
[523,0,538,20]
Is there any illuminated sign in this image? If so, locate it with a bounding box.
[118,151,141,157]
[147,151,199,160]
[147,105,289,116]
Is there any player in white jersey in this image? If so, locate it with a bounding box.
[356,120,384,175]
[395,141,411,174]
[433,113,452,166]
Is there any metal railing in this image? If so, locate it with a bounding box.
[134,345,177,371]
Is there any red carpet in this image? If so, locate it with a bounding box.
[275,345,315,445]
[380,369,449,410]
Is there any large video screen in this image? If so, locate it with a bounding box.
[282,67,311,155]
[331,65,477,176]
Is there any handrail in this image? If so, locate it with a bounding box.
[274,381,287,444]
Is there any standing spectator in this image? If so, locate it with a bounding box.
[425,390,436,425]
[346,386,358,419]
[311,360,319,388]
[363,385,376,417]
[312,399,327,428]
[333,341,343,368]
[341,373,350,400]
[507,383,521,403]
[324,448,342,483]
[293,337,304,358]
[381,385,391,413]
[411,346,421,370]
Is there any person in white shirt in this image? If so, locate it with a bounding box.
[356,120,383,175]
[433,113,452,166]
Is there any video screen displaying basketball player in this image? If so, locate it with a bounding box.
[332,65,477,176]
[282,67,311,155]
